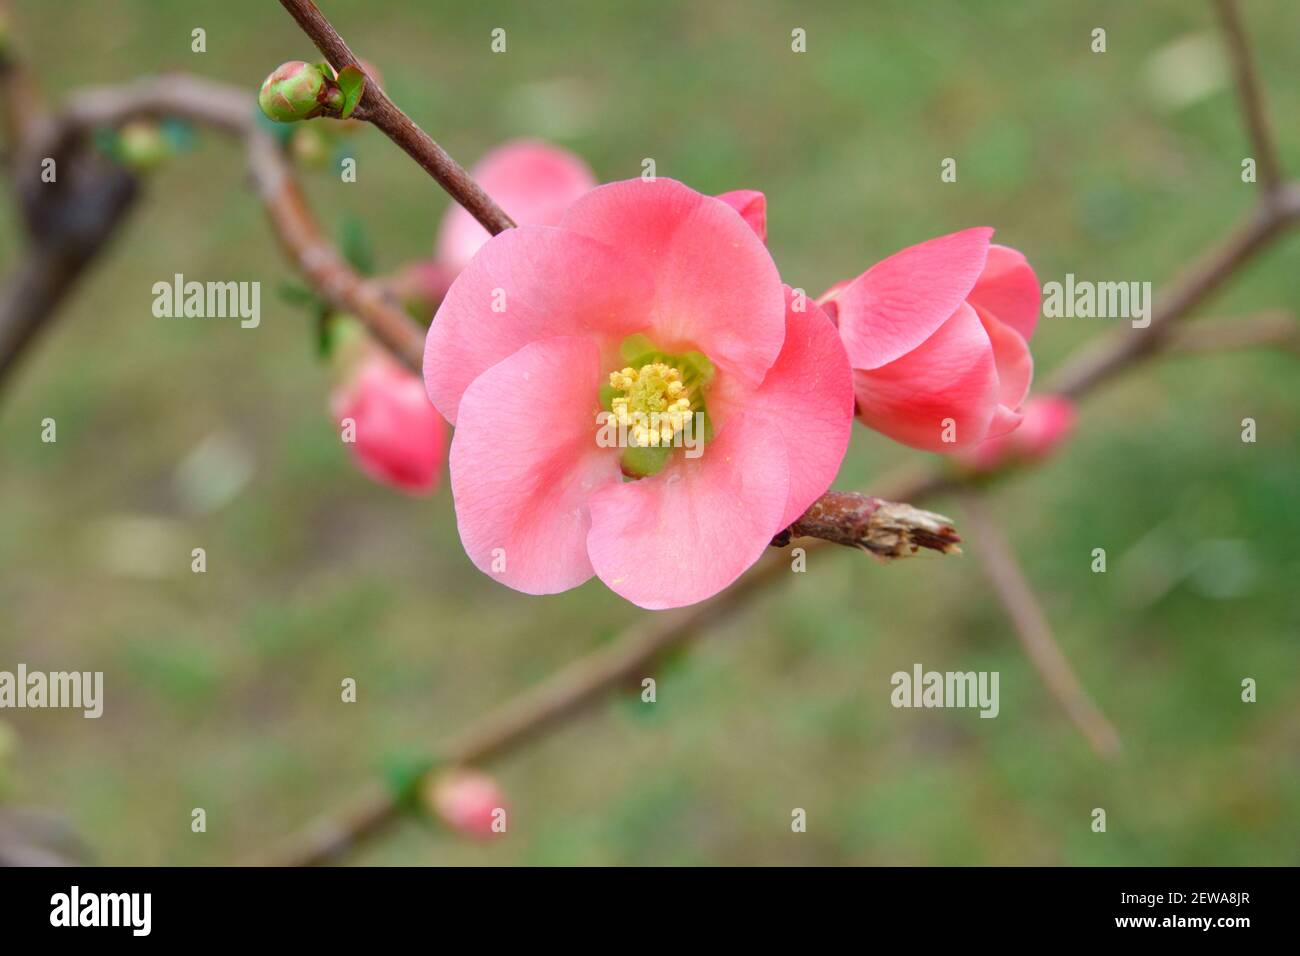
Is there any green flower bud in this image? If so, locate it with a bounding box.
[258,60,342,123]
[116,120,170,170]
[290,125,332,167]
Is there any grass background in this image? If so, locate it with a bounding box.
[0,0,1297,865]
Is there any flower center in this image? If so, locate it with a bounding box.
[598,336,716,478]
[608,362,693,448]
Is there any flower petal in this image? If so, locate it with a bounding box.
[586,412,789,609]
[560,178,786,387]
[715,189,767,242]
[853,303,999,452]
[976,308,1033,409]
[424,225,653,425]
[435,140,597,275]
[835,226,992,370]
[709,288,853,528]
[449,336,621,595]
[985,404,1024,441]
[967,243,1039,342]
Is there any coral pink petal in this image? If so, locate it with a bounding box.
[967,244,1040,342]
[836,227,992,370]
[435,140,597,275]
[715,189,767,242]
[449,336,621,595]
[977,308,1033,409]
[586,413,789,610]
[425,225,653,425]
[710,288,853,528]
[560,179,785,387]
[853,303,999,452]
[985,404,1024,440]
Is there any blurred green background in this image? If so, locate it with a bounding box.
[1,0,1297,865]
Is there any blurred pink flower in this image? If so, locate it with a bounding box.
[332,353,446,496]
[953,395,1078,472]
[424,178,853,609]
[435,139,599,276]
[429,770,506,839]
[820,227,1040,452]
[394,141,598,319]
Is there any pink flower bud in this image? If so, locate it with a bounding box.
[331,354,446,495]
[426,770,506,839]
[953,395,1077,472]
[825,229,1040,453]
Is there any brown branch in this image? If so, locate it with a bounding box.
[0,0,142,396]
[276,0,515,236]
[0,173,138,393]
[264,539,805,866]
[957,491,1122,760]
[1212,0,1282,195]
[0,0,42,164]
[7,74,425,374]
[1165,309,1299,355]
[1047,185,1300,399]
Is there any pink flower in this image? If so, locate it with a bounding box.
[820,227,1040,452]
[427,770,506,839]
[332,353,447,496]
[953,395,1077,472]
[435,139,599,276]
[424,179,854,609]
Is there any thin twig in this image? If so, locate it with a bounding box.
[1212,0,1282,195]
[1047,185,1300,399]
[957,490,1122,760]
[276,0,515,235]
[1166,309,1299,355]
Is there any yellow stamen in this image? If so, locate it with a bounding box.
[606,361,694,447]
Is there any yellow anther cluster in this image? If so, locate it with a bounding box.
[608,362,693,447]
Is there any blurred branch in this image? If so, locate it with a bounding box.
[265,538,809,866]
[276,0,515,235]
[0,168,138,392]
[1047,185,1300,399]
[0,0,142,396]
[0,73,425,377]
[1165,309,1299,355]
[957,491,1122,760]
[0,0,43,162]
[1212,0,1281,195]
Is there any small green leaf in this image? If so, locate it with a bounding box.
[336,65,366,119]
[379,752,439,812]
[278,281,319,307]
[338,215,375,276]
